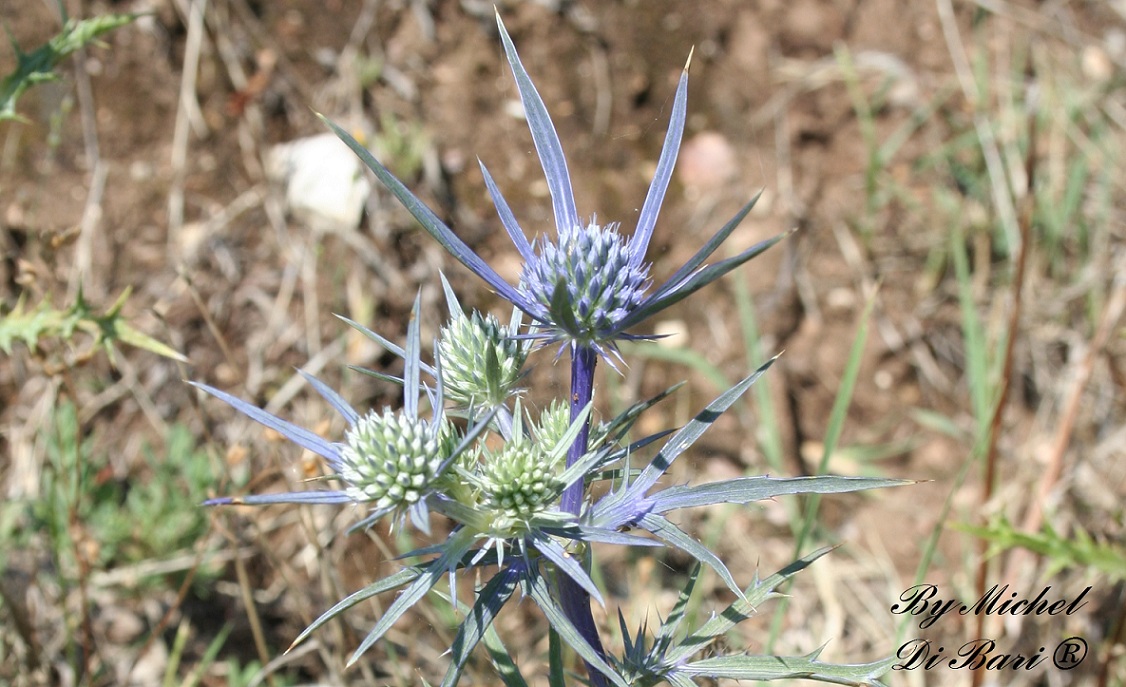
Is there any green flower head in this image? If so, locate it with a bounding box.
[438,308,528,409]
[479,437,562,520]
[339,409,459,511]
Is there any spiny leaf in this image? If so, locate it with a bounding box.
[288,567,422,652]
[530,531,604,607]
[957,517,1126,582]
[679,651,896,687]
[631,355,778,494]
[483,623,530,687]
[441,565,521,687]
[646,191,763,303]
[668,547,834,663]
[596,382,685,448]
[620,227,786,333]
[593,357,778,529]
[348,528,477,665]
[654,562,701,654]
[336,313,437,378]
[319,113,532,313]
[649,475,912,514]
[523,565,630,687]
[2,14,136,122]
[479,621,522,684]
[1,289,187,364]
[637,513,743,600]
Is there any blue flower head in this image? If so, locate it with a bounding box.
[519,219,651,349]
[321,11,784,363]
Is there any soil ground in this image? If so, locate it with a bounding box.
[1,0,1124,686]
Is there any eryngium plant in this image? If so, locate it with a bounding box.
[197,11,910,687]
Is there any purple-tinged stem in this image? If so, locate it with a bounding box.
[562,343,597,514]
[559,574,609,687]
[558,343,609,687]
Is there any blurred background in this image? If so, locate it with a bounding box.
[1,0,1123,685]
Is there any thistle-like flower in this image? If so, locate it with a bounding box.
[194,294,486,533]
[435,274,528,411]
[196,12,916,687]
[438,311,524,403]
[530,398,572,447]
[479,434,558,520]
[337,408,457,511]
[322,12,784,362]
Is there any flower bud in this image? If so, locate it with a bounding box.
[479,439,561,519]
[535,400,573,448]
[339,409,457,510]
[437,310,527,408]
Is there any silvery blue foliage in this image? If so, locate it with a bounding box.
[323,15,782,365]
[195,11,908,687]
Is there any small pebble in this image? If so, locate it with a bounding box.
[677,131,738,193]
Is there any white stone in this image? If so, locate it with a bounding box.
[268,131,372,233]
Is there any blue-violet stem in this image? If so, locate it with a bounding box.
[559,575,610,687]
[559,343,609,687]
[562,343,597,514]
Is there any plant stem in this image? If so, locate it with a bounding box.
[558,576,609,687]
[558,343,609,687]
[562,344,597,513]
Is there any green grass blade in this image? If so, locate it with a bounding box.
[794,287,878,552]
[548,627,567,687]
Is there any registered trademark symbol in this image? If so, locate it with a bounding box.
[1052,637,1087,669]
